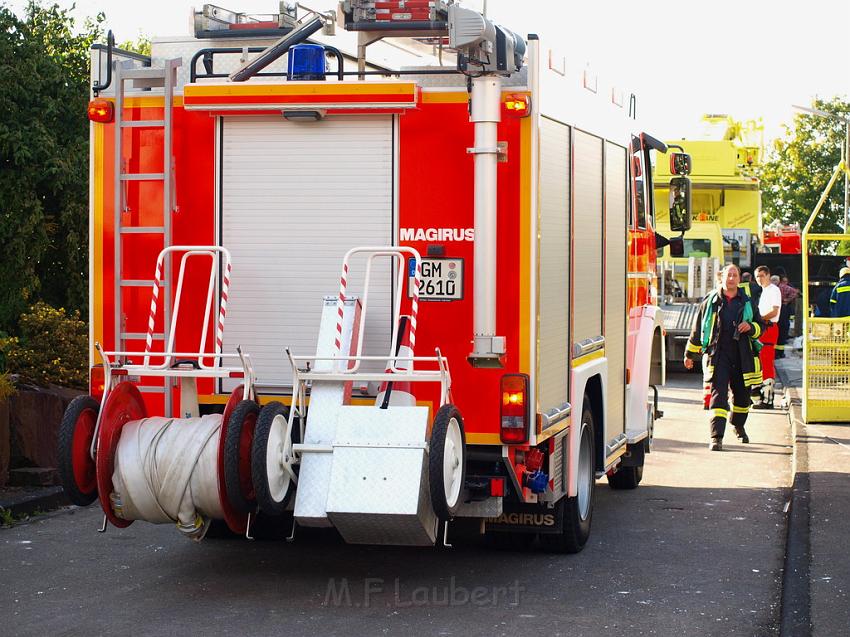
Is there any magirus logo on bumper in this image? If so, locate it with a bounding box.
[399,228,475,242]
[485,503,564,534]
[487,512,556,527]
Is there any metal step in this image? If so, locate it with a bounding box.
[119,279,167,287]
[137,385,167,394]
[120,332,165,340]
[119,226,166,234]
[121,120,165,128]
[120,173,165,181]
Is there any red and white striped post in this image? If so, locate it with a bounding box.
[217,260,232,355]
[143,254,165,366]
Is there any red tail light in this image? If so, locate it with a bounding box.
[500,374,529,444]
[89,365,105,400]
[87,98,114,123]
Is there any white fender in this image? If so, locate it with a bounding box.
[625,305,665,444]
[566,356,607,498]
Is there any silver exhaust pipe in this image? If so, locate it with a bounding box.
[467,75,506,368]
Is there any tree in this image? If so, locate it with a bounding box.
[119,35,151,57]
[759,97,850,236]
[0,2,103,332]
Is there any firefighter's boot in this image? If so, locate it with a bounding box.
[734,426,750,444]
[754,379,775,410]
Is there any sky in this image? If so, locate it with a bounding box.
[6,0,850,144]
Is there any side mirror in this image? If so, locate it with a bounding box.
[669,152,692,176]
[669,236,685,258]
[669,176,692,233]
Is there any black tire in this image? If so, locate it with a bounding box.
[429,404,466,521]
[540,401,595,553]
[607,464,642,490]
[223,399,260,513]
[57,395,100,507]
[251,401,297,517]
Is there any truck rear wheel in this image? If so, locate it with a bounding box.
[540,402,595,553]
[607,464,642,490]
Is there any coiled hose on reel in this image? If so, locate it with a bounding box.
[111,415,224,541]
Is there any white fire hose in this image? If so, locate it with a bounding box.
[111,415,224,541]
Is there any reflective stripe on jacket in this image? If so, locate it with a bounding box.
[830,276,850,318]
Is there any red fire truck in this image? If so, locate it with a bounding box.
[58,2,691,552]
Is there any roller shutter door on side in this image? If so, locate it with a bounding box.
[604,142,628,437]
[572,130,603,344]
[537,117,571,420]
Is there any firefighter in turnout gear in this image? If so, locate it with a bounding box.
[830,266,850,317]
[684,264,766,451]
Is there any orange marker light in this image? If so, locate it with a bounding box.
[503,391,524,406]
[87,98,114,123]
[504,94,531,117]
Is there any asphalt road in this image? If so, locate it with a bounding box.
[0,373,792,637]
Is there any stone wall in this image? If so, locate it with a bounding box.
[0,386,83,487]
[0,400,9,486]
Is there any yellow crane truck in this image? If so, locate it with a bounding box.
[654,115,763,363]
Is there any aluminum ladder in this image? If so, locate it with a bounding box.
[112,58,182,414]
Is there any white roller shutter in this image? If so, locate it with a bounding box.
[220,115,394,389]
[572,130,604,344]
[537,117,571,421]
[604,142,628,437]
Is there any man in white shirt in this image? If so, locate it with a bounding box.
[754,266,781,408]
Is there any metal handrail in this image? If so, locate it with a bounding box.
[333,247,422,374]
[800,159,850,422]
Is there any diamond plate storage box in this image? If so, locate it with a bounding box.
[326,405,438,546]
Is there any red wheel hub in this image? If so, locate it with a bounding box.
[96,382,147,529]
[72,407,98,495]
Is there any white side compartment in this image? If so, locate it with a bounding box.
[572,129,604,344]
[537,116,571,427]
[604,142,628,438]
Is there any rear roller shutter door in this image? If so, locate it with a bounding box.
[220,115,394,389]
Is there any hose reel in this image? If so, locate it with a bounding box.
[59,382,262,539]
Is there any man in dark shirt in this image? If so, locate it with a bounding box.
[685,264,765,450]
[776,272,798,358]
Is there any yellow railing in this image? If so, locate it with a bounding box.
[802,160,850,422]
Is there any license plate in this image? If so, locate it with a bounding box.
[409,258,464,301]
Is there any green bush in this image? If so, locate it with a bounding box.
[0,302,87,389]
